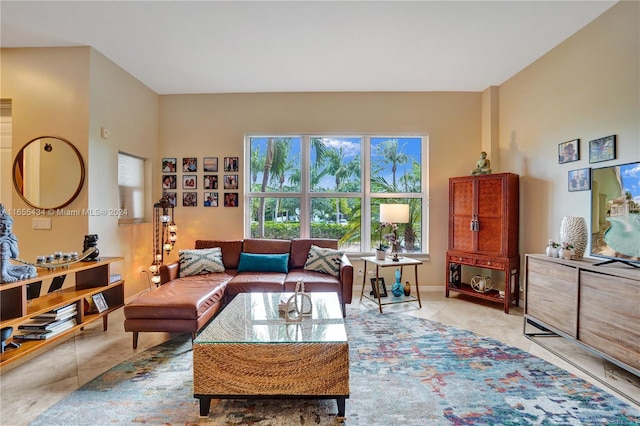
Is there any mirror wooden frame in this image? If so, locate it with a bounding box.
[12,136,85,210]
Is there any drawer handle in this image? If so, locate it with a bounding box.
[487,261,492,266]
[459,257,463,261]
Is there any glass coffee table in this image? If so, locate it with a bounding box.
[193,292,349,417]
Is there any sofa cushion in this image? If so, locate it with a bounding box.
[226,272,286,296]
[195,240,243,269]
[237,252,289,273]
[284,269,342,293]
[290,238,338,269]
[303,245,344,277]
[179,247,225,277]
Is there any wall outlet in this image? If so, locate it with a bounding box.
[357,268,363,276]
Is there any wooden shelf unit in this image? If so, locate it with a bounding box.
[445,173,520,313]
[524,254,640,377]
[0,257,124,367]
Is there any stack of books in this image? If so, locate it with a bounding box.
[15,304,78,340]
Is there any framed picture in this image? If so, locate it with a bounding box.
[203,192,218,207]
[558,139,579,164]
[92,293,109,313]
[182,175,197,189]
[568,168,591,192]
[182,157,197,172]
[370,277,388,298]
[162,175,176,189]
[203,174,218,189]
[224,192,238,207]
[203,157,218,172]
[589,135,616,163]
[162,158,177,173]
[224,156,239,172]
[224,174,238,189]
[183,192,197,207]
[164,192,177,207]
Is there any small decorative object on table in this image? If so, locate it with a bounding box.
[375,249,386,261]
[391,268,404,297]
[559,242,575,260]
[545,240,560,258]
[284,281,313,323]
[403,281,411,296]
[470,275,493,293]
[82,234,100,261]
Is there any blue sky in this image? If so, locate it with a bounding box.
[621,162,640,203]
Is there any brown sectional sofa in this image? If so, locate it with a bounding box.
[124,238,353,348]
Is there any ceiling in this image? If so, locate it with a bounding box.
[1,1,617,95]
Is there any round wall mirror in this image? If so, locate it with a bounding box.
[13,136,85,210]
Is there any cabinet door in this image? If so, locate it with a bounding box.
[449,178,474,252]
[476,176,505,255]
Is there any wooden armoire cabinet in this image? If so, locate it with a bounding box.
[445,172,520,313]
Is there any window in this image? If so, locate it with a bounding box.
[118,152,145,224]
[246,135,427,254]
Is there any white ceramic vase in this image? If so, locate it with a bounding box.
[375,249,386,261]
[560,216,588,260]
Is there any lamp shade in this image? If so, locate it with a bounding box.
[379,204,409,224]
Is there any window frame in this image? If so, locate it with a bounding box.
[244,134,429,256]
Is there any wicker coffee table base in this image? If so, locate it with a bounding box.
[193,341,349,417]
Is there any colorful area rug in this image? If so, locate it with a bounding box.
[33,311,639,425]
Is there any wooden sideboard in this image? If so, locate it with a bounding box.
[0,257,124,367]
[524,254,640,377]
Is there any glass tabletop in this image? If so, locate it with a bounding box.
[195,292,347,344]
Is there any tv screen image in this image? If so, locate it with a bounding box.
[590,161,640,266]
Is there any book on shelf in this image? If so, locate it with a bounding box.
[15,319,77,340]
[18,310,77,331]
[32,303,77,319]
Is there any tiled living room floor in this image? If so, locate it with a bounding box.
[1,288,638,425]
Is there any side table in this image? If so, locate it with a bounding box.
[359,256,423,313]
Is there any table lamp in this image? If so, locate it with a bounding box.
[379,204,409,262]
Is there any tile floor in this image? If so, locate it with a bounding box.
[1,288,638,426]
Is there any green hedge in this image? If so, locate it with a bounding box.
[251,222,348,240]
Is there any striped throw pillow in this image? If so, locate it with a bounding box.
[179,247,225,277]
[303,245,344,277]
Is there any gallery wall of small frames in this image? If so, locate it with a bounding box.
[557,135,617,192]
[161,157,239,207]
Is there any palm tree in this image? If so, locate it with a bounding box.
[377,139,409,187]
[257,138,290,236]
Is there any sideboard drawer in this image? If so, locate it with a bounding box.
[475,258,504,269]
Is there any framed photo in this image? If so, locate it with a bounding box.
[224,192,239,207]
[203,175,218,189]
[92,293,109,313]
[589,135,616,163]
[224,174,238,189]
[203,157,218,172]
[162,175,176,189]
[558,139,579,164]
[204,192,218,207]
[164,192,177,207]
[182,175,197,189]
[224,156,239,172]
[162,158,177,173]
[182,157,197,172]
[183,192,197,207]
[370,277,388,298]
[568,168,591,192]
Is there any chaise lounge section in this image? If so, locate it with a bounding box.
[124,238,353,348]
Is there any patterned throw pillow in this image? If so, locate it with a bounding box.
[179,248,225,277]
[303,245,344,277]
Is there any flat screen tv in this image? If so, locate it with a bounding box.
[590,161,640,267]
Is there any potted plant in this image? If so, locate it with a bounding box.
[546,240,560,257]
[559,242,575,260]
[376,222,397,260]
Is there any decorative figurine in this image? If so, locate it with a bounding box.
[0,204,37,283]
[471,151,492,175]
[82,234,100,261]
